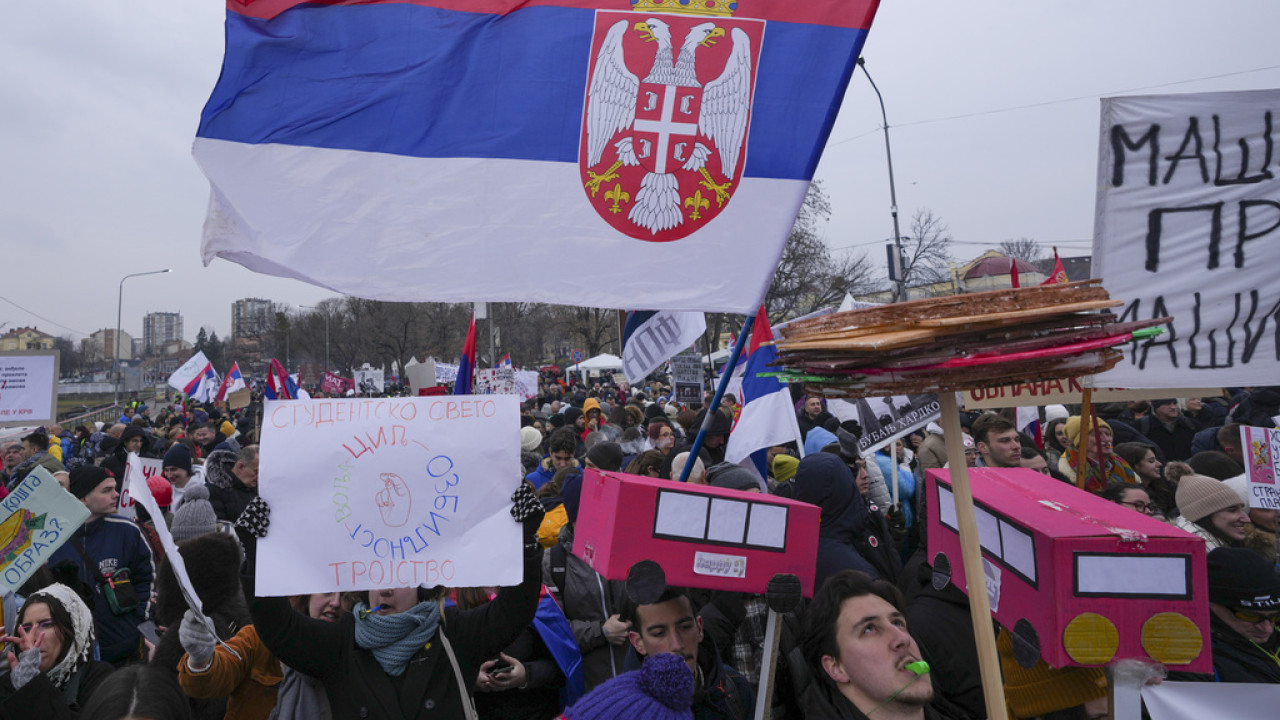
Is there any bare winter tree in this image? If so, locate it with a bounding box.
[764,181,878,322]
[999,237,1045,264]
[899,208,954,292]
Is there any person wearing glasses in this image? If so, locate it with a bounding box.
[1099,481,1160,519]
[1169,547,1279,684]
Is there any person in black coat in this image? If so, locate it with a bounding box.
[792,454,901,590]
[243,482,547,720]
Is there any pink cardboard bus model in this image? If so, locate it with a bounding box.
[926,467,1210,673]
[572,469,821,596]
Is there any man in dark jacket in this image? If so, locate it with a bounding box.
[1137,399,1199,462]
[204,445,258,523]
[624,587,755,720]
[1169,547,1280,684]
[793,454,900,589]
[47,466,155,667]
[797,395,834,443]
[799,570,950,720]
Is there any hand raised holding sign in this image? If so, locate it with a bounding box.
[375,472,412,527]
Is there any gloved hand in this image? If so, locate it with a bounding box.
[510,481,545,540]
[235,496,271,539]
[9,647,41,690]
[885,504,907,546]
[179,609,216,672]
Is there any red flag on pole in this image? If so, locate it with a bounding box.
[1042,247,1068,285]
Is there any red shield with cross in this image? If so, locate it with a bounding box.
[580,11,764,242]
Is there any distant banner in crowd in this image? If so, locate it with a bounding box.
[475,369,540,402]
[193,1,881,313]
[1143,681,1273,720]
[352,368,385,394]
[828,394,940,455]
[435,363,459,384]
[1240,426,1280,509]
[257,396,522,595]
[962,379,1223,410]
[670,350,704,405]
[0,467,90,593]
[0,351,58,428]
[622,311,706,384]
[1094,88,1280,388]
[322,371,355,395]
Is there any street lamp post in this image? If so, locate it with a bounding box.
[115,269,171,405]
[857,57,907,303]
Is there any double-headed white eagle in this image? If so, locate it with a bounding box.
[585,17,752,234]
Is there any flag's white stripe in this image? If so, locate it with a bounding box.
[723,389,803,466]
[195,139,807,313]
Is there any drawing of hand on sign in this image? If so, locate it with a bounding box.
[375,472,412,527]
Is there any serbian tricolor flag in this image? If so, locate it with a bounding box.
[168,351,220,404]
[454,313,477,395]
[723,307,803,476]
[498,354,512,369]
[214,361,246,403]
[264,358,298,400]
[193,0,881,314]
[1042,248,1069,285]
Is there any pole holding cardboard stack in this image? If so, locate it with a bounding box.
[767,280,1171,720]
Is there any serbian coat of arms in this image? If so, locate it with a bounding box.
[580,6,764,241]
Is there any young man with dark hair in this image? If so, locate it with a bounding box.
[800,570,943,719]
[624,587,754,720]
[525,427,580,490]
[970,414,1021,468]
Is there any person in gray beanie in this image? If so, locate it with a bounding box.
[1174,474,1250,550]
[169,485,220,544]
[704,462,762,493]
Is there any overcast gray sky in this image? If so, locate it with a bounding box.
[3,1,1278,347]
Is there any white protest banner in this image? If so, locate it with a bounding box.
[475,368,516,396]
[1143,681,1273,720]
[671,350,703,405]
[0,467,90,593]
[962,378,1223,410]
[1094,88,1280,388]
[405,361,437,394]
[0,352,58,427]
[514,371,539,401]
[116,457,165,521]
[1239,426,1280,509]
[828,394,940,456]
[0,351,58,428]
[621,311,706,384]
[257,396,522,595]
[123,453,230,650]
[435,362,459,384]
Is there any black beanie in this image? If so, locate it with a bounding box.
[1207,547,1280,610]
[69,465,113,499]
[586,442,624,472]
[163,443,193,474]
[565,407,584,426]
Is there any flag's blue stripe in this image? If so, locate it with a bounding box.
[199,5,866,181]
[622,310,656,348]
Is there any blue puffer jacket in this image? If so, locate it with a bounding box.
[48,516,155,664]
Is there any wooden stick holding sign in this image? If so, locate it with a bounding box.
[753,574,803,720]
[938,391,1008,720]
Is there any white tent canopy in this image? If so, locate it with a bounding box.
[568,353,623,372]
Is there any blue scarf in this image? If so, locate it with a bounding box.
[352,601,442,677]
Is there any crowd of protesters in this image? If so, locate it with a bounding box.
[0,375,1276,720]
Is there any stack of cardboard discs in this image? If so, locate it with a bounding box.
[770,280,1169,397]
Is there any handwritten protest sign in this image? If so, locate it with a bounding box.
[257,396,522,595]
[115,457,164,520]
[0,467,90,593]
[1094,89,1280,388]
[1239,426,1280,509]
[475,368,515,395]
[0,351,58,428]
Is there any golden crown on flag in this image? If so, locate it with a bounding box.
[629,0,737,17]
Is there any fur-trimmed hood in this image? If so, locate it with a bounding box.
[201,448,241,491]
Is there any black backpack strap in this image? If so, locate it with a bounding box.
[549,543,568,599]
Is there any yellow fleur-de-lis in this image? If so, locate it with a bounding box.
[684,190,710,220]
[605,183,630,214]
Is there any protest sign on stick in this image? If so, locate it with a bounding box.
[0,351,58,428]
[1239,426,1280,509]
[0,467,89,593]
[671,350,703,405]
[828,394,940,455]
[257,396,522,595]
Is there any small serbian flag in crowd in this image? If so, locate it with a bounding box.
[215,361,246,403]
[168,351,220,404]
[454,313,477,395]
[264,358,298,400]
[723,306,803,476]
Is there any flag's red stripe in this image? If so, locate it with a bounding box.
[228,0,878,30]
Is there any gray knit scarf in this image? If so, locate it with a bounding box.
[352,601,441,677]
